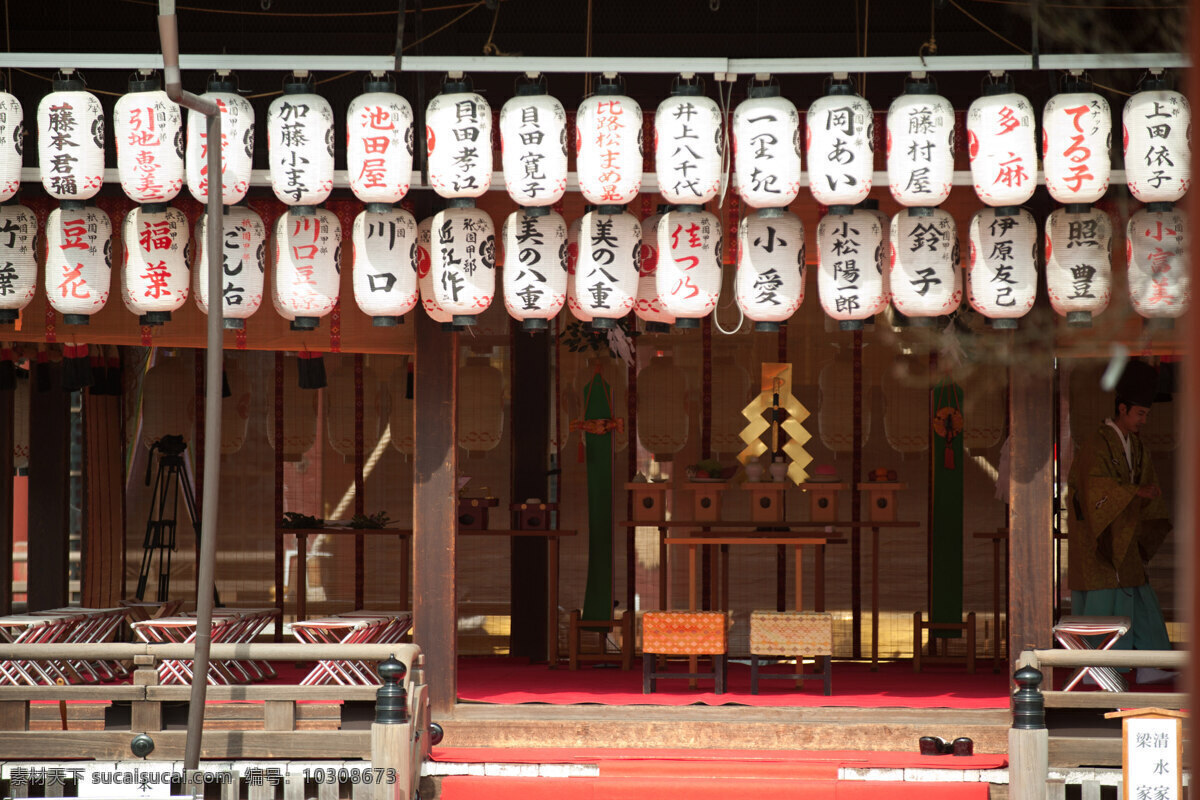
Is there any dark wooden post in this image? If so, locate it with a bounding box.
[1189,0,1200,741]
[27,364,70,610]
[413,312,458,714]
[82,392,126,607]
[0,384,13,615]
[1008,665,1047,800]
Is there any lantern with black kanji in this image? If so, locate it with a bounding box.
[431,201,495,325]
[967,75,1036,208]
[267,74,335,208]
[807,79,873,206]
[736,208,805,331]
[1127,203,1189,320]
[44,205,112,324]
[1045,204,1111,326]
[500,78,567,207]
[733,82,800,209]
[123,204,190,324]
[657,205,722,327]
[0,90,21,203]
[187,73,255,206]
[1042,77,1111,205]
[194,205,266,329]
[502,207,567,330]
[114,72,184,204]
[347,74,414,205]
[575,206,639,327]
[352,205,418,326]
[888,208,961,321]
[886,75,954,207]
[1124,74,1191,204]
[635,206,673,332]
[565,211,593,323]
[0,202,38,323]
[274,207,342,328]
[577,76,642,206]
[966,207,1038,327]
[417,216,452,326]
[426,77,492,200]
[817,207,887,330]
[655,77,722,205]
[38,73,105,202]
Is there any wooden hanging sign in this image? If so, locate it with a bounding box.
[1104,707,1188,800]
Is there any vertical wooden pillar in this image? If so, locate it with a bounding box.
[354,353,366,610]
[1008,357,1055,670]
[414,312,458,714]
[1188,0,1200,733]
[82,393,125,607]
[27,365,70,610]
[0,385,13,615]
[850,330,863,653]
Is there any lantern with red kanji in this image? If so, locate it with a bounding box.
[274,207,342,328]
[1124,75,1191,204]
[967,76,1036,208]
[502,207,567,330]
[500,79,567,207]
[657,205,722,326]
[966,207,1038,327]
[817,207,887,330]
[431,201,496,325]
[347,74,414,206]
[0,202,37,323]
[733,83,801,209]
[577,76,642,206]
[352,205,418,326]
[194,205,266,329]
[267,75,335,208]
[1127,203,1189,320]
[565,212,593,323]
[1045,204,1111,326]
[426,77,492,200]
[888,208,961,321]
[575,206,639,327]
[1043,78,1111,205]
[656,78,722,205]
[38,74,105,202]
[737,208,805,331]
[187,73,256,206]
[635,206,674,332]
[123,204,190,324]
[417,215,453,326]
[0,90,22,202]
[887,75,954,207]
[807,80,873,207]
[44,205,112,324]
[114,72,184,204]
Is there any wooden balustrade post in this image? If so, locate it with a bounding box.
[131,653,162,733]
[1008,665,1048,800]
[371,656,412,800]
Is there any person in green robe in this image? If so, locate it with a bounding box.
[1067,359,1174,683]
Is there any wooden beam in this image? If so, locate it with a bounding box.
[1187,0,1200,744]
[82,392,125,608]
[413,311,457,714]
[27,363,70,610]
[0,382,13,615]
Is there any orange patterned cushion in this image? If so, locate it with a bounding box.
[749,611,833,656]
[641,611,728,655]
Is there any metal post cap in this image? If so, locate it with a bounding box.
[375,655,409,725]
[1011,665,1045,730]
[130,733,155,758]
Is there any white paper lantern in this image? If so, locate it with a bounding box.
[966,207,1038,326]
[1043,86,1111,205]
[710,356,753,456]
[502,207,567,329]
[0,203,39,323]
[819,357,870,453]
[500,83,567,206]
[327,361,382,458]
[352,206,418,325]
[655,83,722,205]
[114,74,184,204]
[459,356,504,454]
[634,208,674,332]
[274,207,341,328]
[807,84,873,206]
[187,74,256,206]
[657,206,722,326]
[416,216,452,325]
[637,354,689,460]
[123,205,190,323]
[1124,80,1191,204]
[347,77,414,205]
[194,205,266,329]
[889,208,961,320]
[886,78,954,207]
[967,83,1037,207]
[883,357,929,454]
[860,199,891,304]
[431,201,496,324]
[576,207,639,327]
[267,78,334,207]
[817,207,887,330]
[44,204,111,324]
[1045,205,1112,326]
[733,85,801,208]
[1127,204,1189,319]
[266,362,317,461]
[0,91,22,202]
[736,208,805,331]
[38,77,105,201]
[565,212,593,323]
[426,80,492,200]
[576,79,642,206]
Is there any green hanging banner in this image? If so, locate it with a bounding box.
[930,380,964,637]
[579,372,617,623]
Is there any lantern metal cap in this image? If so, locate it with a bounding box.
[990,317,1018,330]
[1146,201,1175,213]
[754,321,780,332]
[52,76,85,91]
[127,73,161,93]
[858,198,879,211]
[521,205,550,217]
[671,81,703,97]
[282,78,314,95]
[141,202,169,214]
[596,204,625,215]
[447,198,476,209]
[206,74,238,93]
[747,84,781,99]
[440,322,456,332]
[290,205,317,217]
[902,76,936,95]
[676,204,704,214]
[221,204,234,215]
[1064,203,1092,214]
[63,314,90,326]
[755,206,786,218]
[365,202,393,214]
[363,73,395,94]
[59,200,86,211]
[1062,72,1091,93]
[825,81,855,97]
[292,316,320,330]
[907,206,935,217]
[1066,311,1093,328]
[140,312,171,326]
[595,78,622,96]
[442,77,472,94]
[644,321,671,334]
[590,317,616,330]
[515,81,545,97]
[981,75,1014,96]
[583,205,597,213]
[222,318,244,330]
[1145,317,1176,332]
[521,318,549,331]
[0,309,17,324]
[839,319,865,331]
[907,315,937,327]
[372,316,400,327]
[1140,74,1172,92]
[452,314,477,326]
[656,204,671,215]
[992,205,1020,218]
[674,317,701,329]
[826,205,854,216]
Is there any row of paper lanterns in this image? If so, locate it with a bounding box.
[1,68,1184,212]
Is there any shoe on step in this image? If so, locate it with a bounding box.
[919,736,949,756]
[952,737,974,756]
